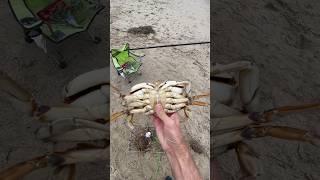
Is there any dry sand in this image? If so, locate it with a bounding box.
[110,0,210,179]
[0,1,108,179]
[213,0,320,179]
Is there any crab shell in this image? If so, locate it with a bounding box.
[122,81,192,115]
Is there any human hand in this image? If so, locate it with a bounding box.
[152,104,202,180]
[152,104,186,153]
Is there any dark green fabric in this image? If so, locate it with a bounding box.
[10,0,103,42]
[9,0,42,28]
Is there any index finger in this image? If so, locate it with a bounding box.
[154,104,172,123]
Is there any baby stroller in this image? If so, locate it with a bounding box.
[111,43,143,83]
[8,0,104,68]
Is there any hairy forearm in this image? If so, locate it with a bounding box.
[166,150,183,179]
[166,143,202,180]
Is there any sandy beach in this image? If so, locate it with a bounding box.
[0,1,108,179]
[213,0,320,179]
[110,0,210,179]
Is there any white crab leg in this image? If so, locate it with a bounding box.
[211,61,252,74]
[49,147,109,165]
[50,128,107,142]
[68,85,108,107]
[62,67,108,98]
[238,64,260,112]
[130,105,152,114]
[211,100,242,118]
[130,83,155,93]
[124,94,149,102]
[127,101,146,107]
[166,98,189,104]
[127,100,150,108]
[213,114,254,132]
[211,80,235,105]
[159,81,177,89]
[213,130,243,148]
[163,86,184,94]
[160,81,190,90]
[36,104,108,122]
[165,103,186,110]
[164,109,176,113]
[145,110,154,115]
[131,89,151,96]
[36,118,107,139]
[165,92,185,99]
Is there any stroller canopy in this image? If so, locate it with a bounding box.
[9,0,104,42]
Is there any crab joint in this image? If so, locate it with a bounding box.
[241,126,320,146]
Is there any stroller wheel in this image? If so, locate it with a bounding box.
[93,37,102,44]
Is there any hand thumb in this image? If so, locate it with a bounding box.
[155,104,170,122]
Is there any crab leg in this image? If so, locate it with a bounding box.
[127,100,150,108]
[242,126,320,147]
[211,145,231,158]
[130,105,152,114]
[36,104,108,122]
[212,80,235,104]
[131,89,150,96]
[235,142,260,178]
[191,93,210,100]
[166,92,185,99]
[50,128,107,142]
[49,164,75,180]
[212,114,255,133]
[111,111,127,121]
[165,103,187,110]
[124,94,149,103]
[62,67,108,98]
[67,85,108,107]
[50,147,109,165]
[211,100,242,118]
[212,130,243,148]
[166,98,189,104]
[211,61,253,75]
[191,101,208,106]
[165,87,185,94]
[263,102,320,121]
[0,71,36,114]
[238,63,259,112]
[183,106,191,118]
[130,83,155,93]
[36,118,107,140]
[160,81,190,90]
[0,147,109,179]
[0,155,48,180]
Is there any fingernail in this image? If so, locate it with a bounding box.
[155,103,162,110]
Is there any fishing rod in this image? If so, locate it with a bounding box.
[109,41,211,53]
[129,41,211,51]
